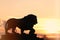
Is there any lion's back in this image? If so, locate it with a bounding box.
[6,18,18,27]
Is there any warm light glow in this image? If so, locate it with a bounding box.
[43,19,59,33]
[34,18,60,34]
[0,0,60,38]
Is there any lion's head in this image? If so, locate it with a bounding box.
[22,14,37,25]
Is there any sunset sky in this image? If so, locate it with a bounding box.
[0,0,60,35]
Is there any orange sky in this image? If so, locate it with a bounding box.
[0,0,60,19]
[0,0,60,34]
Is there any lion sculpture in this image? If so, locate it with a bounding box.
[5,14,37,34]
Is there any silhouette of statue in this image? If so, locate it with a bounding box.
[5,14,37,34]
[0,14,45,40]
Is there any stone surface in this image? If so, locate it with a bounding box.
[0,33,44,40]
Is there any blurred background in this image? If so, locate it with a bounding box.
[0,0,60,40]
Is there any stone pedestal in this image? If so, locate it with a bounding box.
[0,33,44,40]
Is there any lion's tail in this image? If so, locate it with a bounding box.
[5,21,8,34]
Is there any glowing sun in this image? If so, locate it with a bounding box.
[43,19,60,33]
[34,18,60,34]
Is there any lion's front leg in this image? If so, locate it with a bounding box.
[29,28,35,34]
